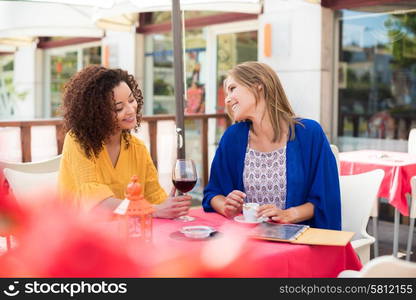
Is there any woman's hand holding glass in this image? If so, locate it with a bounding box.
[172,158,197,221]
[223,190,246,218]
[153,187,191,219]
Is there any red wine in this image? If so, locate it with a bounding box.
[172,179,197,193]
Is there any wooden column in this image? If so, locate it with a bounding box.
[148,120,158,168]
[56,123,65,155]
[201,118,209,187]
[20,125,31,162]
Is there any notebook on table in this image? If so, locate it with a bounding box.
[249,222,354,246]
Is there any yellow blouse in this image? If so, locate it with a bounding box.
[58,132,167,210]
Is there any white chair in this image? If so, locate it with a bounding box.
[406,128,416,260]
[0,155,61,252]
[340,169,384,264]
[1,155,61,205]
[3,168,59,205]
[0,154,61,174]
[338,255,416,277]
[330,144,340,175]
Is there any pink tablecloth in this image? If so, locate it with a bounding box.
[340,150,416,216]
[150,207,362,278]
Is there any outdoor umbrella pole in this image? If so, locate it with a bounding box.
[171,0,186,159]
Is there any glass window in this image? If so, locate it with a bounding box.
[46,45,101,117]
[143,25,257,199]
[216,30,257,140]
[0,55,16,118]
[337,8,416,151]
[145,29,206,115]
[83,46,101,67]
[50,51,77,117]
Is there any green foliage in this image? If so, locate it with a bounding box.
[385,12,416,69]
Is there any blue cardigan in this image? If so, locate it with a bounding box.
[202,119,341,230]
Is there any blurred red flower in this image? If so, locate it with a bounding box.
[0,174,28,237]
[0,188,260,278]
[0,197,143,277]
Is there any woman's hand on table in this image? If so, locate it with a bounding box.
[257,204,298,224]
[223,190,245,218]
[153,187,192,219]
[257,202,314,224]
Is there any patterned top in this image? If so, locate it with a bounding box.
[243,134,287,209]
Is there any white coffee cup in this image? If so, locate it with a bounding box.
[242,202,259,222]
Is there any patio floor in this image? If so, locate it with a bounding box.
[368,219,416,262]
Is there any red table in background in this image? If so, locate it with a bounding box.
[339,150,416,257]
[340,150,416,216]
[150,208,362,278]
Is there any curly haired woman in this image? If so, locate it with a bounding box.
[58,65,191,218]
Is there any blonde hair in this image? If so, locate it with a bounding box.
[227,61,299,142]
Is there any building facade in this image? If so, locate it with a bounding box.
[1,0,415,153]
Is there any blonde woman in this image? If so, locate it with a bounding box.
[203,62,341,230]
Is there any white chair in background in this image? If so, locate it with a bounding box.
[333,144,381,257]
[338,255,416,277]
[0,154,61,174]
[330,144,340,175]
[1,155,62,205]
[340,169,384,264]
[406,128,416,261]
[3,168,59,206]
[0,155,61,252]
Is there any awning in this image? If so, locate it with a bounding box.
[0,0,261,47]
[1,0,262,157]
[321,0,416,10]
[0,1,103,47]
[0,44,16,52]
[93,0,262,31]
[92,0,262,25]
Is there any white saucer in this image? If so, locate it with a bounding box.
[233,215,266,224]
[180,225,215,239]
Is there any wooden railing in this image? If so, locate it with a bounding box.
[0,119,65,162]
[0,113,231,187]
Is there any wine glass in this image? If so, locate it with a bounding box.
[172,158,197,222]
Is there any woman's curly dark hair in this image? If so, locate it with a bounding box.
[61,65,143,159]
